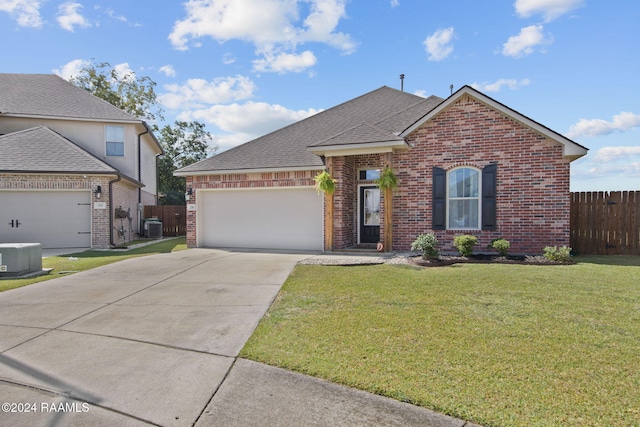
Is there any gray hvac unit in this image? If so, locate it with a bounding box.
[146,221,163,239]
[0,243,42,277]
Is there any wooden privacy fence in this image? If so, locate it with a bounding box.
[570,191,639,255]
[143,205,187,237]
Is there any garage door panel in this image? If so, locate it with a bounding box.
[200,188,323,251]
[0,191,91,249]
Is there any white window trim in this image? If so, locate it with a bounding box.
[105,125,125,157]
[446,166,482,230]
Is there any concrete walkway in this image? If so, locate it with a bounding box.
[0,249,477,427]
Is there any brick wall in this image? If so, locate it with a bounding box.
[184,170,318,247]
[394,94,571,254]
[111,180,141,246]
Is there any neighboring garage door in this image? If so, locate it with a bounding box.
[0,190,91,249]
[199,187,323,251]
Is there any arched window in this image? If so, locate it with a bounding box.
[432,164,497,231]
[447,167,480,229]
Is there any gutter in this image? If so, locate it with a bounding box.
[137,126,149,233]
[108,174,122,247]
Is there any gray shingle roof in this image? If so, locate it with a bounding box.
[0,73,139,122]
[177,86,443,173]
[0,126,118,173]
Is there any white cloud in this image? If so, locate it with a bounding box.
[471,78,531,92]
[168,0,355,73]
[57,2,91,32]
[593,146,640,163]
[253,50,317,73]
[223,53,236,65]
[53,59,90,80]
[113,63,135,81]
[413,90,427,97]
[159,65,176,77]
[502,24,552,58]
[390,0,399,7]
[566,112,640,139]
[160,75,256,110]
[514,0,584,22]
[178,101,322,151]
[0,0,42,27]
[423,27,455,61]
[571,147,640,187]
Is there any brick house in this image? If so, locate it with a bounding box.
[175,85,587,254]
[0,74,163,249]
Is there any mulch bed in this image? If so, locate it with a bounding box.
[409,254,573,267]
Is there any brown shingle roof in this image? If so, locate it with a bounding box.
[0,126,118,174]
[0,73,139,122]
[176,86,443,173]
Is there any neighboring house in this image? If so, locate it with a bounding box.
[0,73,163,249]
[175,85,588,254]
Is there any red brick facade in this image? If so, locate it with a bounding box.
[326,95,571,254]
[184,94,572,255]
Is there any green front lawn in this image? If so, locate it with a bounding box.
[0,237,187,292]
[241,256,640,427]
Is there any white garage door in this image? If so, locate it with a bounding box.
[199,187,323,251]
[0,191,91,249]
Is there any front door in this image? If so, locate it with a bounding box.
[359,186,380,244]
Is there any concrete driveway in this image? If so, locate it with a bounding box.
[0,249,474,427]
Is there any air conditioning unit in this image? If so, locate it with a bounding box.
[146,221,163,239]
[0,243,42,277]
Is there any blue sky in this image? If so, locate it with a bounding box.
[2,0,638,191]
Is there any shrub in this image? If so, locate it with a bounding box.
[489,238,510,256]
[543,246,572,263]
[453,235,478,257]
[411,233,439,260]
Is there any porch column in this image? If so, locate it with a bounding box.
[383,153,393,252]
[324,157,334,251]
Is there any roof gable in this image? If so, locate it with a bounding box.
[0,126,118,174]
[400,85,588,161]
[0,74,139,123]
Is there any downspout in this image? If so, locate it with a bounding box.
[109,174,122,247]
[137,126,149,233]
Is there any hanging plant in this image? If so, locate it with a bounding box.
[313,170,336,195]
[376,166,399,190]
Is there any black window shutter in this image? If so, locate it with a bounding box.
[432,167,446,230]
[482,163,497,231]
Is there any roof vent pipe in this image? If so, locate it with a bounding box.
[400,74,405,92]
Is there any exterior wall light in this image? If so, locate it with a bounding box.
[95,185,102,198]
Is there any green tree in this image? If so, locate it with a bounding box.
[158,121,215,205]
[69,60,163,122]
[69,61,217,204]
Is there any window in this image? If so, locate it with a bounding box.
[432,164,497,231]
[448,167,480,229]
[359,169,380,180]
[106,126,124,156]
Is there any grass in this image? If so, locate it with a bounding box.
[0,237,187,293]
[241,255,640,427]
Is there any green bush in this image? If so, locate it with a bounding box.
[453,235,478,257]
[411,233,439,259]
[543,246,572,263]
[489,238,510,256]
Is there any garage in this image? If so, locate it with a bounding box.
[198,187,323,251]
[0,190,91,249]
